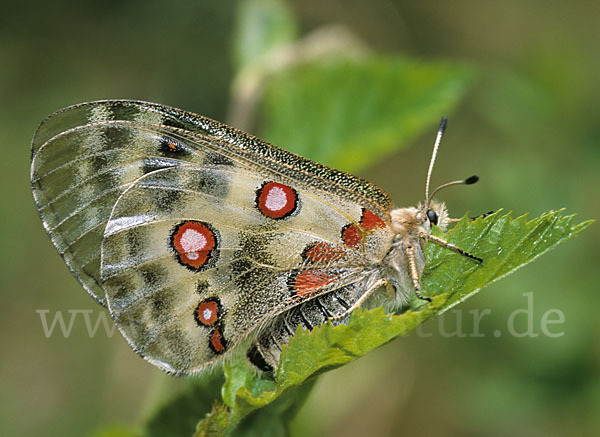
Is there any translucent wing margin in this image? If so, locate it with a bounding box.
[31,120,208,304]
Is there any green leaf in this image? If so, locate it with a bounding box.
[194,365,314,437]
[232,0,298,71]
[260,56,474,172]
[195,210,593,435]
[420,210,593,312]
[194,402,229,437]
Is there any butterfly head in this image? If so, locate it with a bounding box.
[420,199,450,232]
[388,202,443,238]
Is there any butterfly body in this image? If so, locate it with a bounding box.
[31,100,478,375]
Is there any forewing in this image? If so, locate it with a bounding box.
[31,99,392,306]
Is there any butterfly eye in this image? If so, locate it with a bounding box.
[427,209,438,225]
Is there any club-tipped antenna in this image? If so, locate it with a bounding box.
[425,116,448,204]
[428,175,479,201]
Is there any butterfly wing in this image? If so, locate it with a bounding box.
[32,100,395,374]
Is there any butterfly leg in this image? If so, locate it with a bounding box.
[329,278,393,322]
[406,245,432,302]
[419,232,483,263]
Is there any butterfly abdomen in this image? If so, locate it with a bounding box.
[247,276,374,372]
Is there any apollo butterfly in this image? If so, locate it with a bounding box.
[31,100,481,375]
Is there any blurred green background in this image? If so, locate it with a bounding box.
[1,1,599,436]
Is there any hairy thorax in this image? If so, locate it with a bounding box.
[381,201,449,305]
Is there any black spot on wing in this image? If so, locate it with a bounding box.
[142,157,181,174]
[237,231,275,265]
[138,262,169,289]
[196,280,210,296]
[109,274,138,303]
[151,185,183,213]
[125,229,144,257]
[186,170,231,199]
[150,287,177,321]
[158,137,191,157]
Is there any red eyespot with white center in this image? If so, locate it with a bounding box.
[256,181,298,219]
[170,221,218,271]
[194,299,221,326]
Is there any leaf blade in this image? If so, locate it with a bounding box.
[260,56,475,172]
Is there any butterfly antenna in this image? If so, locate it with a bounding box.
[425,116,447,205]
